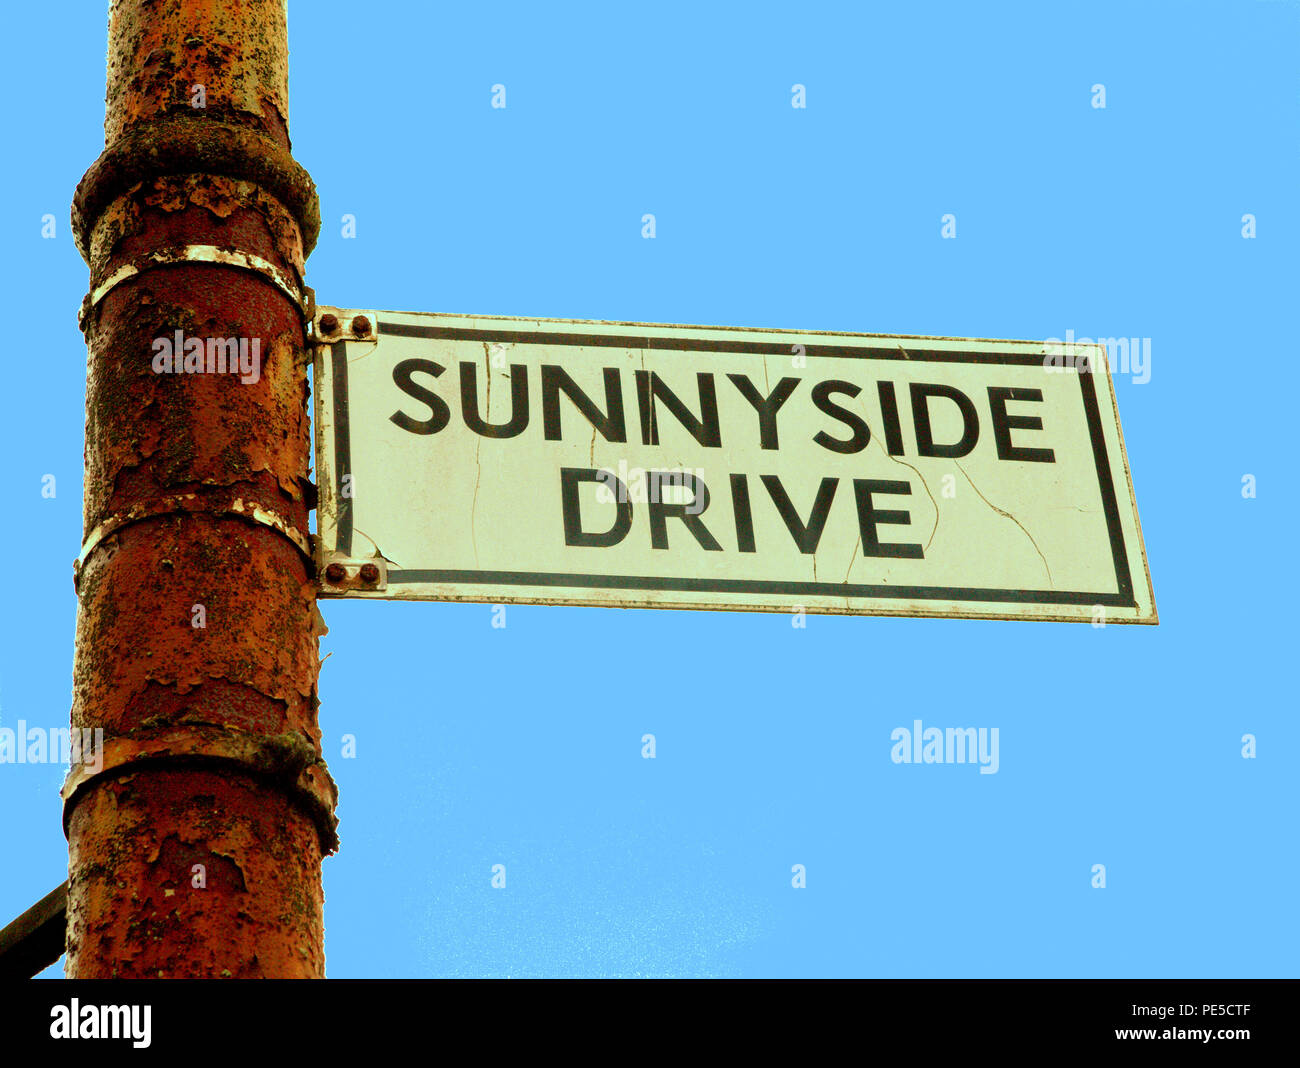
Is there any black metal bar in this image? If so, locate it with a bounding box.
[0,882,67,978]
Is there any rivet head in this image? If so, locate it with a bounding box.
[318,313,339,334]
[324,563,346,583]
[351,315,371,336]
[359,563,380,584]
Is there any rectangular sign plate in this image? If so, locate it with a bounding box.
[314,309,1156,623]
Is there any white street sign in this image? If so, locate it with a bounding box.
[314,309,1156,624]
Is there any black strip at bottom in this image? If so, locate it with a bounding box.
[387,568,1135,607]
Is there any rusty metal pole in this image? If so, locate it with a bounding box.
[66,0,336,977]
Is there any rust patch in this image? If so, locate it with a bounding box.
[67,769,324,978]
[104,0,292,148]
[151,835,248,894]
[80,266,309,534]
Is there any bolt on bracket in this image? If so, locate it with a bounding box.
[318,553,387,594]
[311,306,378,344]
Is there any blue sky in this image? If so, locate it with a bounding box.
[0,0,1295,977]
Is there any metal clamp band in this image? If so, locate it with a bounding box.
[61,724,339,855]
[75,494,314,591]
[72,115,320,263]
[83,245,309,325]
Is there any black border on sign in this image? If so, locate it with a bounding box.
[329,323,1135,608]
[332,340,354,557]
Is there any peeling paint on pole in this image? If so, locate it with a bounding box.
[68,0,334,978]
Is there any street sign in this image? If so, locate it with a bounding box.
[313,308,1156,624]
